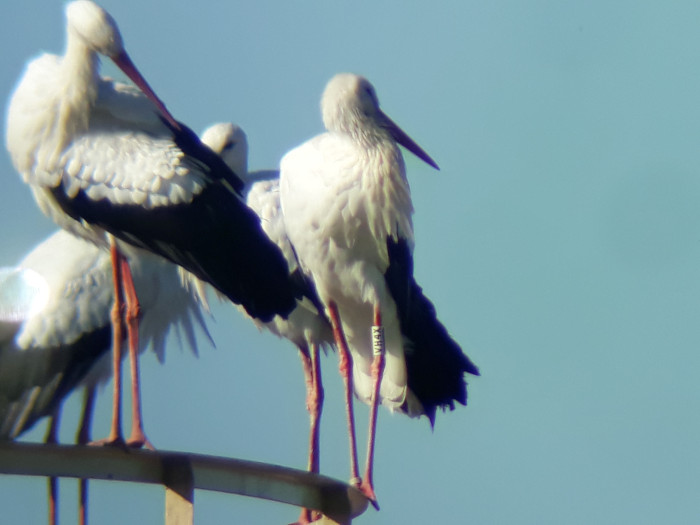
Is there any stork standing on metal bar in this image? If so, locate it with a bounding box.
[280,73,480,505]
[200,122,333,524]
[5,0,298,449]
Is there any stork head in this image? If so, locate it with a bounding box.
[321,73,439,170]
[66,0,124,58]
[321,73,380,134]
[200,122,249,179]
[65,0,180,130]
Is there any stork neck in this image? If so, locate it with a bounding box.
[62,31,100,116]
[346,119,394,156]
[45,31,100,162]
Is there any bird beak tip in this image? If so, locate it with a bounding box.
[384,113,440,172]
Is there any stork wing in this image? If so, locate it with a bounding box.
[0,267,48,326]
[384,237,479,425]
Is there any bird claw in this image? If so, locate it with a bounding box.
[125,432,155,450]
[88,433,155,451]
[88,435,128,450]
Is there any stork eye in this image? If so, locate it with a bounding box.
[222,140,236,151]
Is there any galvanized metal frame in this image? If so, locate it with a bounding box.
[0,442,368,524]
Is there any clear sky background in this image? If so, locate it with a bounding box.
[1,1,700,523]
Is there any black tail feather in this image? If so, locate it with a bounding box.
[384,238,479,424]
[402,280,480,425]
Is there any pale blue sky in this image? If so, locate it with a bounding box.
[1,1,700,523]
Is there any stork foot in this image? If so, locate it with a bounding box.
[89,430,154,450]
[88,435,127,450]
[125,430,155,450]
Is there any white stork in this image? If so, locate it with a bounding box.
[279,73,480,504]
[200,122,334,524]
[0,229,210,525]
[5,0,299,447]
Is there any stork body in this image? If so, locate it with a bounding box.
[280,73,479,503]
[5,0,297,447]
[5,1,298,321]
[200,123,332,357]
[201,123,332,523]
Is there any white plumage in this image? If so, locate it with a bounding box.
[5,0,298,319]
[281,74,424,412]
[280,73,478,502]
[0,229,210,440]
[4,0,298,447]
[5,2,184,249]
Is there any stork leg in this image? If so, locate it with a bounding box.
[90,241,125,447]
[308,343,324,476]
[45,408,61,525]
[326,302,363,491]
[77,385,96,446]
[360,305,385,505]
[295,343,325,524]
[77,386,96,525]
[119,257,153,450]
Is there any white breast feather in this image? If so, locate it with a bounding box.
[282,132,414,274]
[5,54,63,181]
[281,131,416,410]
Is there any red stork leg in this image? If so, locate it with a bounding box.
[77,385,96,525]
[360,304,385,506]
[295,343,325,524]
[308,343,324,476]
[326,301,364,493]
[90,241,126,447]
[45,409,61,525]
[118,256,153,450]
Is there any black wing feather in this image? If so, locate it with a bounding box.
[384,237,479,425]
[51,122,300,322]
[0,326,110,439]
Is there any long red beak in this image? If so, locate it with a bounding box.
[379,110,439,170]
[112,50,181,131]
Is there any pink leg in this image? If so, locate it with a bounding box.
[45,409,61,525]
[77,386,96,525]
[360,305,385,506]
[91,242,125,447]
[296,347,314,525]
[296,344,325,524]
[327,302,361,487]
[308,343,324,475]
[119,257,153,450]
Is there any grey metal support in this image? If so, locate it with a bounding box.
[0,442,369,524]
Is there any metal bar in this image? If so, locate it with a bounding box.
[0,442,368,523]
